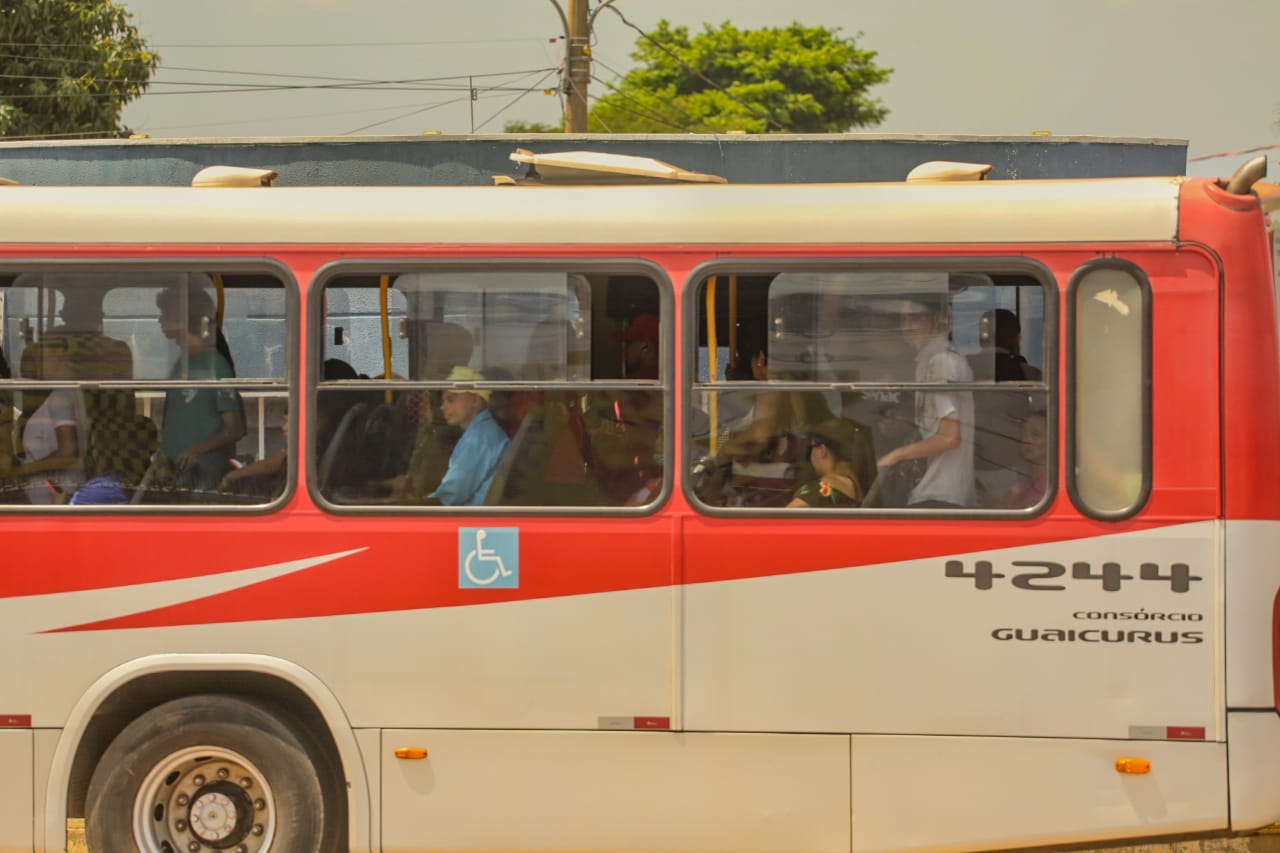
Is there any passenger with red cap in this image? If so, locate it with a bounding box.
[616,313,659,380]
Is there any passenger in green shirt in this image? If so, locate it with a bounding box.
[156,285,245,495]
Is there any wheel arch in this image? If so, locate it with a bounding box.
[46,654,369,853]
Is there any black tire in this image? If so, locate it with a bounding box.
[86,695,333,853]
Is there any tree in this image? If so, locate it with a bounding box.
[588,20,890,134]
[502,120,565,134]
[0,0,159,139]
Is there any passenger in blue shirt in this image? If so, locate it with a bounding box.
[428,366,510,506]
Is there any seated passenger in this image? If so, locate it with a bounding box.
[708,351,836,507]
[788,419,873,508]
[971,308,1042,382]
[428,367,509,506]
[14,339,84,503]
[617,313,660,380]
[971,308,1041,504]
[220,413,287,500]
[587,388,663,505]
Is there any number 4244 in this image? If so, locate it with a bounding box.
[945,560,1202,593]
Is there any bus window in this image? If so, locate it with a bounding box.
[314,267,666,510]
[688,267,1051,512]
[1068,262,1149,517]
[0,269,291,508]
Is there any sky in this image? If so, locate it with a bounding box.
[116,0,1280,178]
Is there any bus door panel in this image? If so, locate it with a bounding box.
[0,730,33,853]
[680,246,1221,741]
[289,518,677,733]
[1116,248,1221,519]
[380,728,850,853]
[682,519,1217,741]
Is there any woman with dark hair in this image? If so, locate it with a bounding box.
[788,418,873,508]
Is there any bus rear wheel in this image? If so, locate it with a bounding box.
[86,695,329,853]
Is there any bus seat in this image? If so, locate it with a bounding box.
[484,414,535,506]
[317,402,368,493]
[87,410,159,490]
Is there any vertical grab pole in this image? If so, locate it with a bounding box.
[379,275,393,404]
[728,275,738,373]
[706,277,718,456]
[212,273,226,333]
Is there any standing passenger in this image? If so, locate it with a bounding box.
[876,300,975,508]
[156,286,246,495]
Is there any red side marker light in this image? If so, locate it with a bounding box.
[0,715,31,728]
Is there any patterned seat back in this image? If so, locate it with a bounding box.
[82,388,157,488]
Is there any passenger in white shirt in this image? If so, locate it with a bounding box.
[876,303,975,508]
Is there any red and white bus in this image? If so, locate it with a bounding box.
[1,151,1278,853]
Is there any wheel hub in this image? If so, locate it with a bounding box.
[132,747,275,853]
[189,788,240,844]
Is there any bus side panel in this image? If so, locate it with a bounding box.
[1227,710,1280,829]
[379,730,850,853]
[0,729,33,853]
[850,735,1226,852]
[683,523,1216,740]
[1180,182,1280,522]
[2,521,674,732]
[1225,520,1280,709]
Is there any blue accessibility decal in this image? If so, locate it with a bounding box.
[459,527,519,589]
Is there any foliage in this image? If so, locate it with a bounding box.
[588,20,891,134]
[502,120,565,134]
[0,0,158,139]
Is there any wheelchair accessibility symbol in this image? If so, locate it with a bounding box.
[459,528,519,588]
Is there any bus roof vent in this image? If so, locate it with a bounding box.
[508,149,727,185]
[191,166,279,188]
[905,161,993,183]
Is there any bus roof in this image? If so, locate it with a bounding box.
[0,176,1184,245]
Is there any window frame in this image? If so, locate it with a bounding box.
[0,258,300,514]
[681,256,1059,518]
[307,258,675,517]
[1065,258,1152,521]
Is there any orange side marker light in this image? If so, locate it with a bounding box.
[394,747,429,760]
[1115,757,1150,774]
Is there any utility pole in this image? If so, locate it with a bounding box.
[547,0,618,132]
[563,0,590,132]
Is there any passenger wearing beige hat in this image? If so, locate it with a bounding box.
[428,366,510,505]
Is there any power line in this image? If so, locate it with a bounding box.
[342,69,555,135]
[341,96,474,135]
[0,68,560,99]
[0,52,557,88]
[1188,141,1280,162]
[138,98,497,134]
[0,37,552,49]
[474,70,559,132]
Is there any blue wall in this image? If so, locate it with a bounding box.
[0,133,1187,186]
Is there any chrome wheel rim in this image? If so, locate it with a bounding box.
[132,746,276,853]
